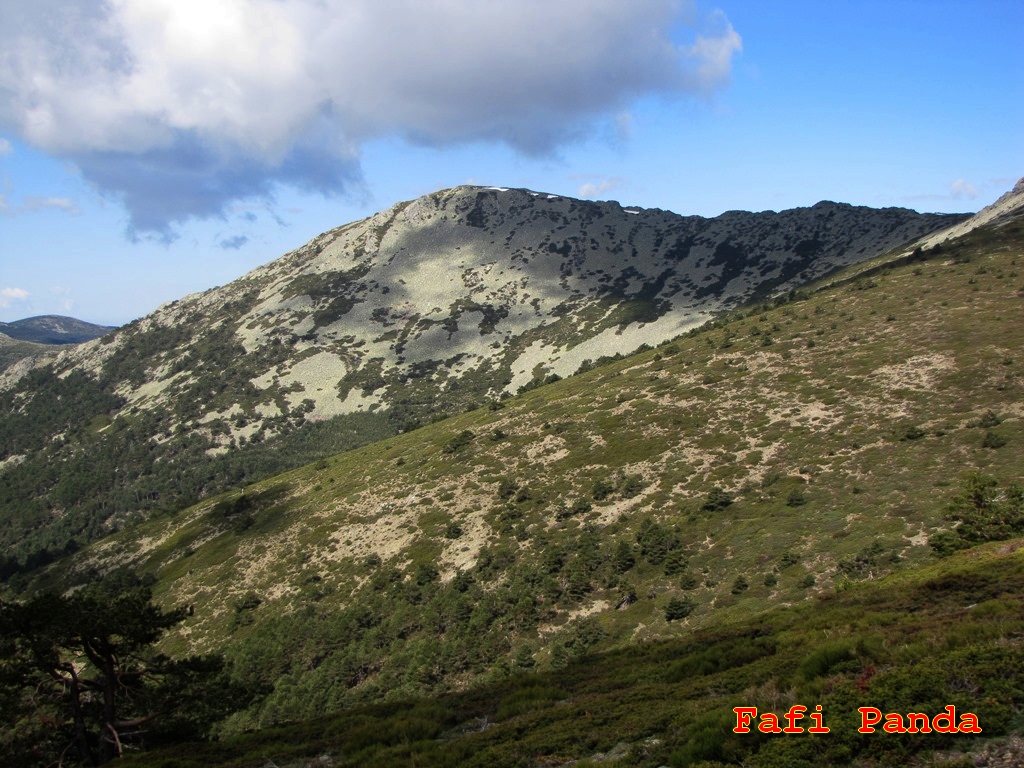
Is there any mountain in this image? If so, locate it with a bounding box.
[24,188,1024,737]
[0,188,969,566]
[5,180,1024,767]
[0,315,116,345]
[57,187,968,427]
[0,315,113,377]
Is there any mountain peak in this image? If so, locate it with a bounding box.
[0,188,967,562]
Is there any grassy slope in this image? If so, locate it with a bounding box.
[35,212,1024,764]
[122,540,1024,767]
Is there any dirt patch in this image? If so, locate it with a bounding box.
[869,354,956,392]
[524,433,570,465]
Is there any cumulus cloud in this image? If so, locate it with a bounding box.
[0,0,741,237]
[0,138,12,156]
[0,287,30,309]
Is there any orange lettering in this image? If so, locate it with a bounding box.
[808,704,829,733]
[959,712,982,733]
[883,713,906,734]
[733,707,757,734]
[933,705,957,734]
[906,713,931,733]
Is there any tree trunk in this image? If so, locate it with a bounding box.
[98,651,119,764]
[63,666,96,767]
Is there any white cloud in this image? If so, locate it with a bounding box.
[0,195,81,216]
[0,137,12,156]
[577,177,625,199]
[950,178,979,199]
[681,10,743,93]
[0,0,741,236]
[0,287,30,309]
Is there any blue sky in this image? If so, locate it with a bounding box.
[1,0,1021,326]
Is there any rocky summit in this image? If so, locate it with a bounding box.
[54,186,964,436]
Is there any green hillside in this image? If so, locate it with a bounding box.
[118,540,1024,767]
[5,207,1023,766]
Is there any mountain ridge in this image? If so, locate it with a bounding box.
[0,183,989,571]
[48,186,967,424]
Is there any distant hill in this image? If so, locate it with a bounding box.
[0,315,116,345]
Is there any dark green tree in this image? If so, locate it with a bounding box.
[664,595,696,621]
[701,486,734,512]
[930,472,1024,555]
[0,585,249,765]
[612,540,636,573]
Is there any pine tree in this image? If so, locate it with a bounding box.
[0,584,249,765]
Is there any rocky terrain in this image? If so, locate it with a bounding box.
[3,179,1023,768]
[21,189,1024,767]
[47,187,966,439]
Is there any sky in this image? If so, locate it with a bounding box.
[1,0,1021,327]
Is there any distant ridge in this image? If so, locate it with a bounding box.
[0,315,117,345]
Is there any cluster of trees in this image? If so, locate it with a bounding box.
[0,357,394,581]
[0,574,256,765]
[929,473,1024,556]
[218,514,706,730]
